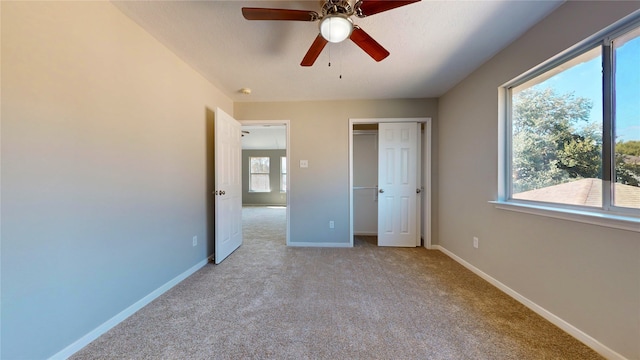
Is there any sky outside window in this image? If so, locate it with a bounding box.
[614,27,640,142]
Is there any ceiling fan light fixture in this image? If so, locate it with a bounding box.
[320,15,353,43]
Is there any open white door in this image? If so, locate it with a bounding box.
[214,108,243,264]
[378,122,418,247]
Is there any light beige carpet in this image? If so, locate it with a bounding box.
[71,206,602,359]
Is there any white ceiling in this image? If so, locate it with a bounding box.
[113,0,563,102]
[242,125,287,150]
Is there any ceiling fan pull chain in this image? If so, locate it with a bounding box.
[339,43,343,79]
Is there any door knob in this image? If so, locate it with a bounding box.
[379,189,384,193]
[220,190,226,195]
[416,188,422,194]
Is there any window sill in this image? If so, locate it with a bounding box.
[490,201,640,233]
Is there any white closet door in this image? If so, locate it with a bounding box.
[378,122,418,247]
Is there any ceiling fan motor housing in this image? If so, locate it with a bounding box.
[321,0,353,17]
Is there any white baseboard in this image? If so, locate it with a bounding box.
[287,241,352,248]
[242,203,286,207]
[49,259,209,360]
[433,245,627,360]
[354,231,377,236]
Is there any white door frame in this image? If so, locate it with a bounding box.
[349,117,432,248]
[240,120,291,246]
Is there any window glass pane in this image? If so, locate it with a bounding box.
[250,174,270,192]
[511,47,603,206]
[613,27,640,209]
[250,157,269,174]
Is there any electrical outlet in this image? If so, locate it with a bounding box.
[473,236,479,249]
[329,221,335,229]
[192,236,198,247]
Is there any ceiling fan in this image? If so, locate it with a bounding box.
[241,0,421,66]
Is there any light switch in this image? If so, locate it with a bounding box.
[300,160,309,168]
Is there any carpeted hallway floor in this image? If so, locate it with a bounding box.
[71,206,602,359]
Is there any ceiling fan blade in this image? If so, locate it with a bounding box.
[242,7,319,21]
[301,35,328,66]
[354,0,421,17]
[349,26,390,62]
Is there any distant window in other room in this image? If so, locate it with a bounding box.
[281,156,287,192]
[249,157,270,192]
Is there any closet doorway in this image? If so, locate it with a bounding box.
[349,118,432,248]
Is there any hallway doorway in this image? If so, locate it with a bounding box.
[240,120,290,245]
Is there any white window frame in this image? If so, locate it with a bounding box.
[495,14,640,233]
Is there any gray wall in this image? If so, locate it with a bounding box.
[1,2,233,358]
[437,2,640,359]
[234,99,439,245]
[242,149,287,206]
